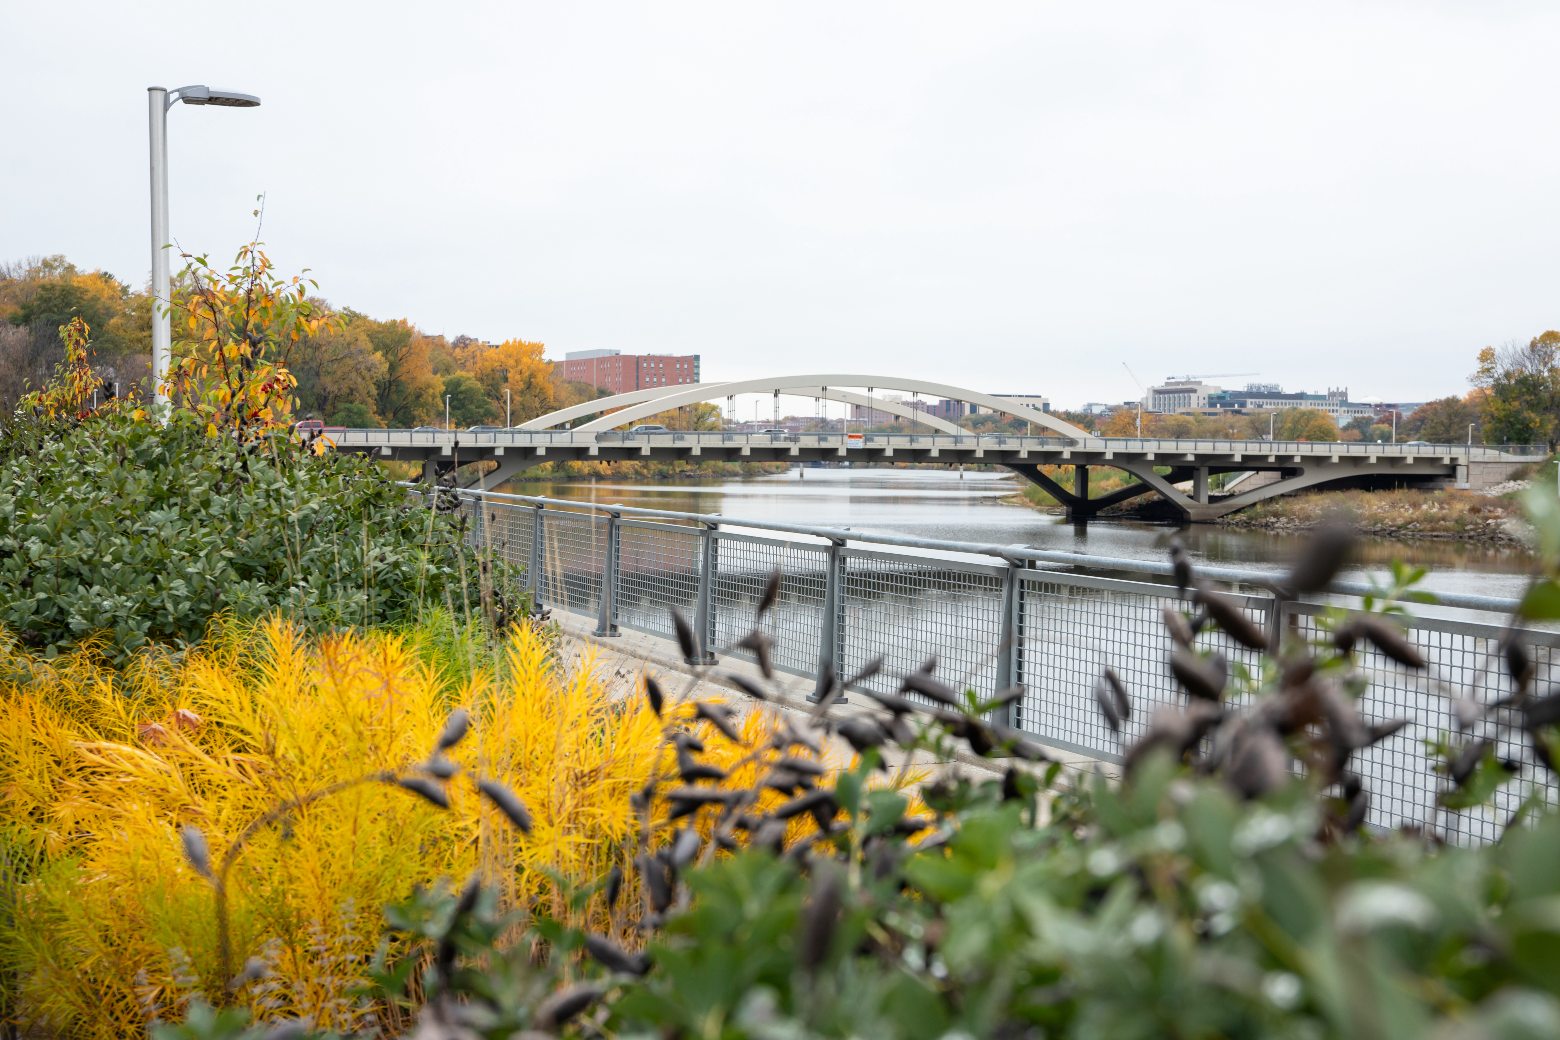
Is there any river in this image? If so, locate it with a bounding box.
[495,466,1538,605]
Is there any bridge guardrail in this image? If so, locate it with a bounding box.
[340,427,1548,459]
[433,484,1553,845]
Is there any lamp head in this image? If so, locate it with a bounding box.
[172,85,261,108]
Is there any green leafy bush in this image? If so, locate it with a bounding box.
[0,409,481,659]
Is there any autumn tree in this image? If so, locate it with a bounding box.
[354,316,442,427]
[1272,408,1339,442]
[1471,333,1560,449]
[289,317,387,424]
[0,257,153,408]
[466,339,556,423]
[1403,396,1482,444]
[166,241,335,433]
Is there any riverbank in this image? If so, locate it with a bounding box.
[1214,488,1531,544]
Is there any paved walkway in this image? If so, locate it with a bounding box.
[551,610,1114,787]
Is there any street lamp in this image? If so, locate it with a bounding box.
[148,85,261,415]
[446,395,452,429]
[1468,423,1476,445]
[505,388,511,428]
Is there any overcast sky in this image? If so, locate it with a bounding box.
[4,2,1558,412]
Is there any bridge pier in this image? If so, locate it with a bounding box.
[1194,467,1209,505]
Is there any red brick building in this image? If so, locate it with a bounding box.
[558,350,702,394]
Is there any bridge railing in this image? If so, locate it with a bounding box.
[438,486,1554,845]
[342,427,1548,458]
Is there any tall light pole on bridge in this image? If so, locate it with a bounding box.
[147,85,261,415]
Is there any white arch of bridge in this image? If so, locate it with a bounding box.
[524,374,1087,438]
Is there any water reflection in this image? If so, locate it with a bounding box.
[496,466,1536,601]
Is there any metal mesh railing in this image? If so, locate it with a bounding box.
[840,550,1007,704]
[710,533,830,679]
[449,491,1557,843]
[615,521,703,640]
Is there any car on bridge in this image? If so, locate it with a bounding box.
[627,424,670,434]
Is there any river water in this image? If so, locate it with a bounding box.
[495,466,1537,604]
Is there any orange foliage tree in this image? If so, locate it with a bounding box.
[166,237,336,436]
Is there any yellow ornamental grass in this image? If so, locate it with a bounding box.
[0,618,666,1038]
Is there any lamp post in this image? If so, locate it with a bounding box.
[1468,423,1475,445]
[147,85,260,415]
[505,388,511,428]
[446,395,452,429]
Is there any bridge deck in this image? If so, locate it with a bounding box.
[328,429,1542,520]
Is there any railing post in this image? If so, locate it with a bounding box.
[594,510,621,637]
[993,559,1022,728]
[528,504,544,611]
[690,522,718,664]
[811,538,846,702]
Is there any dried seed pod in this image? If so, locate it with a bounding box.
[1162,606,1197,648]
[645,675,665,717]
[670,827,703,870]
[695,701,744,744]
[477,779,534,833]
[723,673,769,702]
[398,776,450,809]
[228,956,268,992]
[987,684,1025,709]
[673,731,706,753]
[181,824,212,879]
[737,630,775,678]
[1525,693,1560,729]
[677,746,727,783]
[1196,588,1268,651]
[424,754,461,779]
[1347,614,1426,669]
[604,865,623,909]
[1506,641,1535,691]
[900,672,961,707]
[774,789,837,820]
[1101,668,1131,724]
[1094,674,1123,733]
[585,934,650,976]
[798,862,842,973]
[436,708,470,752]
[534,983,606,1031]
[847,655,884,687]
[778,755,825,776]
[862,688,920,716]
[756,567,783,619]
[1342,789,1370,831]
[1125,701,1224,772]
[1287,522,1354,594]
[1168,536,1194,595]
[836,716,888,753]
[1365,717,1410,745]
[1170,650,1228,701]
[671,609,699,662]
[1226,725,1288,799]
[1451,739,1490,785]
[637,853,673,912]
[752,819,789,854]
[893,815,936,835]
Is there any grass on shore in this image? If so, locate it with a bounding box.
[1219,487,1522,537]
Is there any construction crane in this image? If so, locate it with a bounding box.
[1167,372,1259,382]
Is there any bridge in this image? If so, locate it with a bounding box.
[329,374,1540,520]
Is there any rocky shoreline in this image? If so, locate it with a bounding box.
[1215,512,1531,544]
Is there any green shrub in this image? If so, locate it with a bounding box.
[0,409,479,660]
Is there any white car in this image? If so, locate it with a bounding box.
[628,424,670,433]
